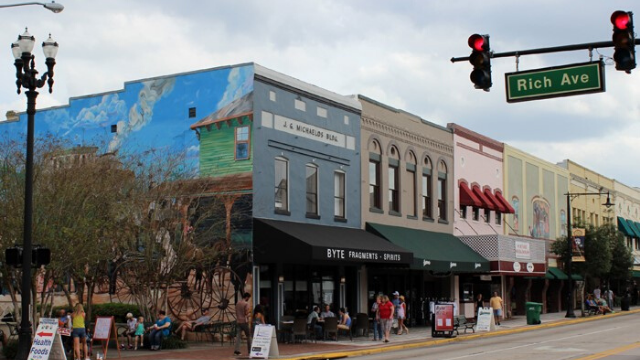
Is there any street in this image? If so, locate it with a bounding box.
[351,314,640,360]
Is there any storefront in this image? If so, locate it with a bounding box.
[365,223,490,320]
[253,218,412,326]
[459,234,547,317]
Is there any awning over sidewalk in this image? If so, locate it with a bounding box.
[548,267,568,280]
[366,223,489,273]
[253,218,413,266]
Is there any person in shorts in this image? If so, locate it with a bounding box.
[122,312,137,350]
[490,292,503,325]
[378,295,394,343]
[71,303,89,360]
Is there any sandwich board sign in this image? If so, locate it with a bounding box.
[91,316,121,359]
[29,317,66,360]
[249,324,279,359]
[476,307,496,332]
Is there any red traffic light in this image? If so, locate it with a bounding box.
[468,34,488,52]
[612,10,631,30]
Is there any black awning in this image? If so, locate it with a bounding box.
[253,218,412,266]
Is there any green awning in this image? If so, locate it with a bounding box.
[618,217,635,237]
[571,273,583,280]
[632,270,640,278]
[626,220,640,238]
[365,222,489,273]
[548,267,568,280]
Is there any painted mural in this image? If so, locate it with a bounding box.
[511,196,520,232]
[2,64,254,176]
[531,196,550,239]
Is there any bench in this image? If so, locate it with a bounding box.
[585,300,602,316]
[453,315,475,335]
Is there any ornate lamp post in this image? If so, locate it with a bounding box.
[564,191,613,318]
[11,28,58,360]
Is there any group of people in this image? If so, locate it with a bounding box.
[120,312,146,350]
[370,291,409,343]
[476,292,504,325]
[305,304,352,340]
[587,286,615,315]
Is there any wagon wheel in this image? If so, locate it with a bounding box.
[113,266,155,308]
[167,268,213,321]
[208,266,243,324]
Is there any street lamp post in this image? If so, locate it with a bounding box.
[11,28,58,360]
[564,191,613,318]
[0,1,64,13]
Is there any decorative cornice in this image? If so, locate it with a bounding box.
[361,116,453,157]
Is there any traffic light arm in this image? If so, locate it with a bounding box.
[451,39,629,63]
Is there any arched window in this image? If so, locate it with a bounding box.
[406,151,417,217]
[437,160,448,221]
[422,156,433,219]
[369,140,382,210]
[388,146,400,213]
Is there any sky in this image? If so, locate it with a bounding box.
[1,1,640,187]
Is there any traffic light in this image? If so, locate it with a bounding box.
[4,246,50,268]
[5,247,21,267]
[611,10,636,72]
[468,34,492,91]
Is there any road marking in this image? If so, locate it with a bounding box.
[436,327,622,360]
[577,341,640,360]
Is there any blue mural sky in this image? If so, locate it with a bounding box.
[1,64,254,174]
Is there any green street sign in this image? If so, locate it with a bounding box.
[505,61,605,103]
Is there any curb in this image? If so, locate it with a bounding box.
[278,308,640,360]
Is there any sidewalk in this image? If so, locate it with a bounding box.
[109,307,640,360]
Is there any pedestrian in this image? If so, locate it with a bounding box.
[605,288,615,309]
[134,316,145,350]
[147,310,171,351]
[234,292,252,356]
[122,312,137,350]
[253,305,265,327]
[490,291,503,325]
[371,295,382,341]
[397,296,409,335]
[71,303,89,360]
[475,293,484,319]
[179,309,211,340]
[378,295,394,343]
[594,286,601,300]
[391,291,400,333]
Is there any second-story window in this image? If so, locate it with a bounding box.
[334,171,345,219]
[422,156,433,219]
[388,162,399,213]
[235,126,250,160]
[437,160,448,221]
[274,158,288,213]
[306,164,318,217]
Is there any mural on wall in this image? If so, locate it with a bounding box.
[531,196,550,239]
[512,196,520,232]
[2,64,254,176]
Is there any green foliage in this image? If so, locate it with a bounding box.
[552,224,628,282]
[2,339,18,360]
[91,303,146,323]
[161,336,187,349]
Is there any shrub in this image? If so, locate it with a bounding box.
[3,339,18,360]
[161,336,187,349]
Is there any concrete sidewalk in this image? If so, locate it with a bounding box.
[107,307,640,360]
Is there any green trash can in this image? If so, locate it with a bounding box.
[526,302,542,325]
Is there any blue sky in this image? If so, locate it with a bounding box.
[1,1,639,186]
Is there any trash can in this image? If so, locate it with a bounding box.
[526,302,542,325]
[621,295,630,311]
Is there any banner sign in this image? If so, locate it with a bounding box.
[571,228,586,262]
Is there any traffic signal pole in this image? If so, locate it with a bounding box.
[451,40,621,63]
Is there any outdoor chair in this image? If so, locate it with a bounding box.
[352,313,369,337]
[292,318,308,343]
[279,315,295,343]
[322,317,338,340]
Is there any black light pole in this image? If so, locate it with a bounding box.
[11,28,58,360]
[564,191,613,318]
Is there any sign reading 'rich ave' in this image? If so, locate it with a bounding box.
[505,61,605,103]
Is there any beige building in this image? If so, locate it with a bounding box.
[612,180,640,273]
[357,96,489,321]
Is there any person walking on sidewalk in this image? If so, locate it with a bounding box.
[378,295,394,343]
[371,295,382,341]
[475,294,484,320]
[490,292,503,325]
[234,292,252,356]
[397,295,409,335]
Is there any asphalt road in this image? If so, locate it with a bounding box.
[351,314,640,360]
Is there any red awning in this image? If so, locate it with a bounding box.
[472,185,496,210]
[459,182,483,207]
[494,191,516,214]
[484,188,508,213]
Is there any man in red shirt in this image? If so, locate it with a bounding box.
[378,295,394,343]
